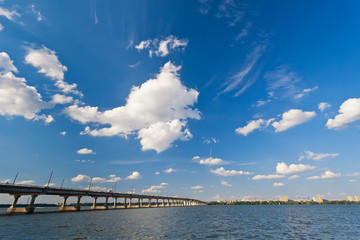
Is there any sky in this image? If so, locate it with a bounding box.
[1,0,360,203]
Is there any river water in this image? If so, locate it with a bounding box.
[0,205,359,239]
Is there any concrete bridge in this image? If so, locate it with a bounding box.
[0,183,207,214]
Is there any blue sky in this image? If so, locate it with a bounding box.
[1,0,360,203]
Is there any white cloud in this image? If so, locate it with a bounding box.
[31,4,42,21]
[288,175,299,180]
[299,150,339,161]
[92,175,121,183]
[252,174,285,180]
[272,109,316,132]
[349,179,357,183]
[255,99,271,107]
[60,131,67,135]
[90,186,107,192]
[265,66,301,98]
[163,168,176,174]
[235,118,274,136]
[126,171,142,180]
[211,167,252,176]
[276,162,315,174]
[221,180,232,187]
[221,45,264,96]
[192,156,200,160]
[216,0,245,26]
[0,52,50,122]
[135,40,151,50]
[190,185,203,190]
[294,86,318,99]
[318,102,331,112]
[25,46,81,96]
[142,182,168,193]
[199,157,223,166]
[307,171,341,180]
[17,180,35,185]
[128,61,141,69]
[0,23,3,32]
[74,159,94,163]
[155,171,160,175]
[273,182,284,187]
[71,174,91,182]
[0,179,10,184]
[346,172,360,177]
[326,98,360,130]
[77,148,95,155]
[0,52,17,73]
[51,94,73,104]
[0,7,20,21]
[138,119,192,153]
[203,137,219,144]
[66,62,200,153]
[135,36,188,57]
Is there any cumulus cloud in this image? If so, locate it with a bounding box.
[299,150,339,161]
[272,109,316,132]
[142,182,168,193]
[252,174,285,180]
[294,86,318,99]
[0,6,20,21]
[77,148,95,155]
[235,118,274,136]
[66,62,200,153]
[25,46,82,96]
[51,94,73,104]
[288,175,299,180]
[135,36,188,57]
[17,180,35,185]
[163,168,176,173]
[92,175,121,183]
[199,157,223,166]
[90,186,107,192]
[155,171,160,175]
[273,182,284,187]
[307,171,341,180]
[221,180,232,187]
[0,52,17,73]
[71,174,91,182]
[318,102,331,112]
[190,185,204,190]
[211,167,252,176]
[126,171,142,180]
[276,162,315,174]
[138,120,193,153]
[0,52,51,123]
[192,156,200,160]
[326,98,360,130]
[60,131,67,135]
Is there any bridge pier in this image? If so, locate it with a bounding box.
[148,198,151,208]
[7,194,38,214]
[91,196,108,210]
[128,198,132,208]
[156,198,159,207]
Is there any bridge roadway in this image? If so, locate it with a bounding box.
[0,183,207,214]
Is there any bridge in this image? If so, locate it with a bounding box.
[0,183,207,214]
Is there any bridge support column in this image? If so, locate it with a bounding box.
[113,197,117,208]
[124,198,127,208]
[7,194,38,214]
[128,198,132,208]
[75,196,82,210]
[156,199,159,207]
[104,197,109,209]
[138,198,141,208]
[148,198,152,208]
[59,196,81,211]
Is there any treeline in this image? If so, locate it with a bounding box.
[208,200,360,205]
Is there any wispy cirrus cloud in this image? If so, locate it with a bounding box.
[220,45,265,96]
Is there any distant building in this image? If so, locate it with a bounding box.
[279,196,288,202]
[347,196,360,202]
[312,195,323,203]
